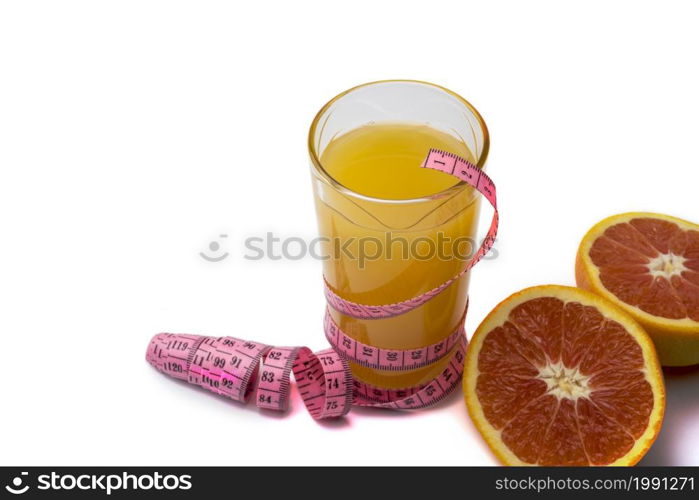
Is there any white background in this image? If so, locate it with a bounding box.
[1,1,697,466]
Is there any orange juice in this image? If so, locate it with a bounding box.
[313,122,482,389]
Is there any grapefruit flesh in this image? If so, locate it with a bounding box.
[576,212,699,366]
[464,285,664,466]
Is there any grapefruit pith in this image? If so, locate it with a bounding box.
[576,212,699,366]
[464,285,664,466]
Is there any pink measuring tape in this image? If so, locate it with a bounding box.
[146,149,499,419]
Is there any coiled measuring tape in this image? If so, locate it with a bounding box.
[146,149,498,419]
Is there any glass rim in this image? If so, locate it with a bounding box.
[307,79,490,204]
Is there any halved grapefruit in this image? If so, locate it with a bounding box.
[464,285,664,466]
[576,212,699,366]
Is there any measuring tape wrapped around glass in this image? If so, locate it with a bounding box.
[146,149,499,419]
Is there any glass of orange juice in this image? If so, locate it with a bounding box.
[308,80,489,390]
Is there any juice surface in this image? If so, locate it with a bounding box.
[320,122,466,200]
[314,122,482,389]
